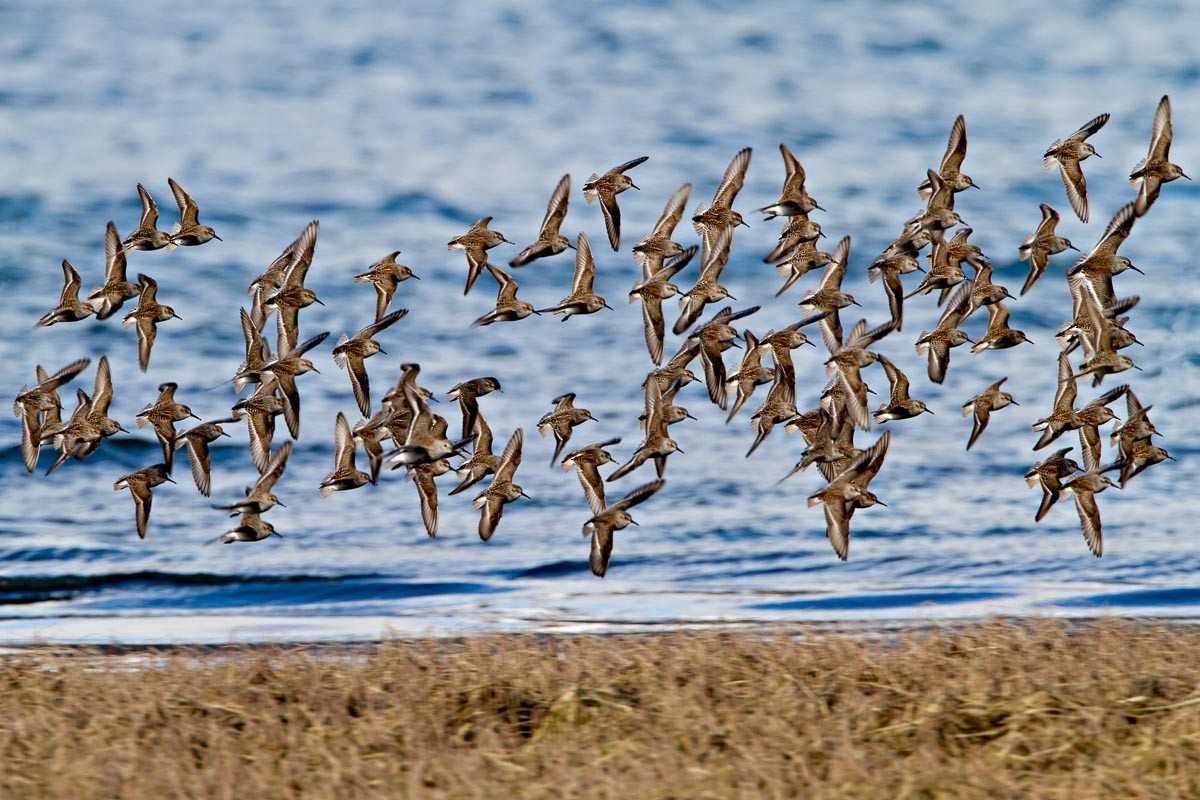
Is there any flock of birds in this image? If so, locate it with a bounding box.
[14,96,1186,572]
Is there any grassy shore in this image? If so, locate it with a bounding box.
[3,621,1200,798]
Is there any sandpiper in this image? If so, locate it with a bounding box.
[972,302,1032,353]
[474,428,529,541]
[630,244,696,365]
[1026,447,1081,522]
[964,261,1014,319]
[319,412,370,497]
[1019,204,1077,295]
[760,143,822,218]
[38,260,95,327]
[962,377,1017,450]
[632,183,692,274]
[561,437,621,516]
[690,305,760,409]
[538,232,611,319]
[355,252,419,322]
[747,376,799,457]
[175,419,233,497]
[824,317,895,431]
[212,440,291,516]
[1075,281,1140,385]
[725,330,775,423]
[166,177,221,248]
[231,379,285,474]
[1130,95,1188,215]
[44,389,99,476]
[411,461,443,538]
[807,431,890,561]
[471,265,537,326]
[799,236,858,350]
[385,363,475,468]
[609,380,681,479]
[692,147,752,241]
[538,392,595,467]
[446,376,502,441]
[122,183,172,253]
[1033,352,1084,451]
[584,479,665,578]
[915,281,973,384]
[1076,384,1128,471]
[215,511,280,544]
[873,355,930,423]
[510,174,572,267]
[774,238,833,298]
[249,221,318,318]
[449,216,513,295]
[113,463,174,539]
[868,252,919,331]
[88,222,141,320]
[1059,470,1118,557]
[764,215,824,264]
[1067,202,1140,310]
[1044,112,1109,223]
[674,226,736,335]
[122,273,181,372]
[263,329,330,438]
[917,115,977,198]
[449,409,497,496]
[13,357,90,473]
[583,156,648,251]
[136,381,199,471]
[332,308,408,417]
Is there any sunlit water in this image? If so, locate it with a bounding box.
[1,1,1199,643]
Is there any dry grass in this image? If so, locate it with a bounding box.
[3,621,1200,798]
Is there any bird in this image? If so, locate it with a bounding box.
[774,238,834,299]
[1067,202,1141,310]
[262,221,323,350]
[122,273,181,372]
[629,244,697,365]
[760,143,822,218]
[917,115,977,198]
[472,265,537,327]
[510,174,572,267]
[962,377,1017,450]
[410,460,444,538]
[231,380,285,474]
[212,440,291,516]
[725,330,775,423]
[873,355,930,423]
[1059,471,1118,557]
[537,232,611,319]
[166,177,221,248]
[1019,204,1077,295]
[88,222,141,320]
[799,235,858,349]
[122,183,172,253]
[449,409,498,497]
[385,363,475,468]
[915,281,973,384]
[674,226,737,335]
[582,156,649,251]
[561,437,621,516]
[175,419,233,497]
[473,428,529,541]
[113,464,174,539]
[1076,384,1129,471]
[690,305,761,410]
[214,511,280,544]
[964,261,1015,320]
[450,217,513,295]
[632,183,692,274]
[972,302,1032,353]
[1130,95,1189,215]
[692,147,752,241]
[1044,112,1110,223]
[446,376,502,441]
[13,357,90,473]
[332,309,408,417]
[263,329,331,438]
[1033,352,1085,451]
[823,317,894,431]
[764,214,825,265]
[319,412,370,497]
[355,252,419,322]
[1075,280,1140,385]
[43,389,100,476]
[584,479,665,577]
[610,380,681,479]
[1026,447,1081,523]
[806,431,891,561]
[38,260,95,327]
[250,221,318,323]
[136,381,199,472]
[538,392,595,467]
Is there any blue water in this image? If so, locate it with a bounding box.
[2,1,1199,644]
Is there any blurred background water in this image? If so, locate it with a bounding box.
[1,0,1199,644]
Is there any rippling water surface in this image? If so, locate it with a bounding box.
[2,1,1199,643]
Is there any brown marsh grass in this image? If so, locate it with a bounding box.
[2,620,1200,798]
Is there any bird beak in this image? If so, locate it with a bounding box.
[738,219,750,228]
[276,500,287,508]
[1130,265,1145,275]
[725,293,737,301]
[925,408,935,415]
[629,519,639,526]
[213,234,224,241]
[310,366,321,373]
[411,274,422,280]
[219,430,231,437]
[875,500,888,507]
[1010,400,1020,406]
[1132,364,1144,371]
[964,336,975,344]
[173,313,184,321]
[1093,152,1102,158]
[812,203,825,212]
[378,348,388,355]
[684,410,697,420]
[165,476,177,484]
[314,298,326,306]
[802,339,815,347]
[1068,244,1080,251]
[729,341,742,349]
[566,241,576,250]
[1181,172,1192,180]
[850,300,862,307]
[519,490,533,500]
[190,411,202,420]
[675,447,685,454]
[629,182,640,191]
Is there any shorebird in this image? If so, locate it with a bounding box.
[510,174,572,267]
[1033,352,1085,451]
[747,374,799,458]
[175,419,233,497]
[799,235,857,349]
[113,464,174,539]
[1112,438,1173,488]
[355,252,419,322]
[1067,202,1140,309]
[263,222,324,351]
[136,381,199,471]
[122,183,172,253]
[873,355,930,423]
[915,281,972,384]
[774,238,833,298]
[538,392,595,467]
[764,215,824,264]
[690,305,760,409]
[1059,470,1118,557]
[319,412,370,497]
[910,170,964,233]
[332,308,408,417]
[43,389,100,476]
[583,156,648,251]
[632,183,692,274]
[906,231,965,303]
[166,177,221,248]
[77,355,123,457]
[868,253,920,332]
[122,273,181,371]
[411,460,444,537]
[449,409,497,496]
[1130,95,1188,215]
[1076,384,1128,471]
[1075,280,1140,385]
[471,265,537,326]
[538,232,611,319]
[824,317,895,431]
[972,302,1032,353]
[610,380,680,479]
[760,143,822,218]
[474,428,529,541]
[214,511,280,544]
[1044,112,1109,223]
[38,260,95,327]
[249,221,317,322]
[231,380,285,473]
[385,363,475,468]
[449,216,512,295]
[263,329,330,438]
[561,437,621,515]
[964,261,1014,319]
[630,244,696,365]
[233,307,272,393]
[1026,447,1081,522]
[962,377,1017,450]
[674,226,736,335]
[917,115,977,198]
[1019,204,1077,295]
[88,222,141,320]
[212,440,291,516]
[352,407,393,485]
[13,357,90,473]
[446,376,502,441]
[725,330,775,422]
[584,479,665,577]
[692,147,752,241]
[807,431,890,561]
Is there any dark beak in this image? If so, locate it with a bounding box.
[725,293,737,301]
[738,219,750,228]
[378,348,388,355]
[629,182,640,191]
[1130,265,1145,275]
[875,499,889,507]
[1010,400,1020,406]
[310,366,321,373]
[675,447,685,454]
[1067,244,1080,251]
[213,234,223,241]
[276,500,287,508]
[629,519,639,526]
[411,274,422,280]
[1093,152,1102,158]
[314,298,326,306]
[165,476,177,484]
[519,490,533,500]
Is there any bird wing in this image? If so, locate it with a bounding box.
[712,147,752,209]
[168,177,199,228]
